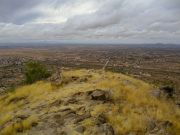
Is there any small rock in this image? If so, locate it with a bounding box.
[54,114,62,119]
[147,121,156,131]
[75,126,86,133]
[63,97,78,105]
[54,114,64,125]
[149,127,160,134]
[151,90,161,98]
[0,87,6,94]
[101,123,115,135]
[161,121,173,128]
[79,77,88,82]
[16,126,23,132]
[31,122,38,127]
[97,114,107,125]
[59,108,72,112]
[50,99,62,107]
[59,131,67,135]
[17,115,29,120]
[8,96,26,103]
[63,110,76,119]
[74,112,91,123]
[124,80,133,85]
[71,76,79,81]
[127,133,136,135]
[49,70,61,85]
[58,108,77,120]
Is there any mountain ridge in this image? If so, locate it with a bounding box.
[0,69,179,135]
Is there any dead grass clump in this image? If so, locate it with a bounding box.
[0,115,38,135]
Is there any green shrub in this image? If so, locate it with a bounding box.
[24,61,51,84]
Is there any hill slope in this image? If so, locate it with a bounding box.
[0,69,179,135]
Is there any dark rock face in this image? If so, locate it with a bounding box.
[151,86,175,99]
[160,86,174,98]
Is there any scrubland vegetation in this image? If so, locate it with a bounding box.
[0,69,179,135]
[24,61,52,84]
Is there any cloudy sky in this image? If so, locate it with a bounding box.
[0,0,180,43]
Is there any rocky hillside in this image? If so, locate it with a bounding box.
[0,69,179,135]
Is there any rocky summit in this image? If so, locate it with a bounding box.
[0,69,179,135]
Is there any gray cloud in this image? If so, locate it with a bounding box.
[0,0,70,24]
[0,0,42,24]
[0,0,180,43]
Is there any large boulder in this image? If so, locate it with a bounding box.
[88,89,112,101]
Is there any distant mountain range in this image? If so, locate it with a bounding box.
[0,42,180,49]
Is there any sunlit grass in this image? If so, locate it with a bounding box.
[1,115,38,135]
[0,69,179,134]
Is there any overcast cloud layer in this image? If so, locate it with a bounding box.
[0,0,180,43]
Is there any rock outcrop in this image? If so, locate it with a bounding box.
[26,89,115,135]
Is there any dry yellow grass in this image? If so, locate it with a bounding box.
[0,69,179,135]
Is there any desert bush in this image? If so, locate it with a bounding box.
[24,61,51,84]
